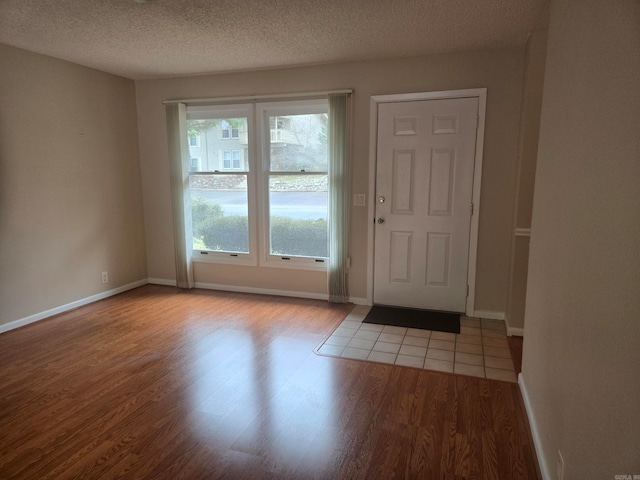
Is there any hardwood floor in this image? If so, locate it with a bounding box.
[0,285,540,479]
[508,335,524,375]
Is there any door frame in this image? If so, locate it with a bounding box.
[367,89,487,316]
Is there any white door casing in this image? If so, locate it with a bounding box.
[369,91,486,314]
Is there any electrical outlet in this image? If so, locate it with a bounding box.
[101,271,108,284]
[556,451,565,480]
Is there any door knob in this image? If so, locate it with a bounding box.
[377,217,385,224]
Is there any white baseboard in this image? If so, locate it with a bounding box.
[349,297,369,306]
[150,278,368,305]
[518,373,551,480]
[507,326,524,336]
[506,318,525,337]
[504,316,525,337]
[0,279,148,335]
[473,310,505,320]
[194,281,368,305]
[195,281,328,300]
[147,278,177,287]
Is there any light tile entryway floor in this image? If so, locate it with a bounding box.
[315,305,517,382]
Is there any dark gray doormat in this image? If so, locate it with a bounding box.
[363,305,460,333]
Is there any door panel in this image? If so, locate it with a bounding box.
[373,97,478,312]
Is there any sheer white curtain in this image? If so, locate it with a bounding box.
[327,93,351,303]
[165,103,195,289]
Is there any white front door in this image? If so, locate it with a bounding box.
[373,97,479,313]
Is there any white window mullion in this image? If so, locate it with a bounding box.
[246,103,259,266]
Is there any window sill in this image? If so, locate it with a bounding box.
[261,256,328,272]
[191,251,256,266]
[191,252,328,272]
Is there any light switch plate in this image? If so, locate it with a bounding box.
[353,194,366,206]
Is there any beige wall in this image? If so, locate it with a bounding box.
[136,47,525,312]
[506,29,548,331]
[515,29,547,231]
[0,44,147,327]
[522,0,640,477]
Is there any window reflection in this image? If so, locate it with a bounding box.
[187,325,337,464]
[188,329,258,444]
[266,337,337,463]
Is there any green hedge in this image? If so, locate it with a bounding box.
[269,217,327,257]
[200,215,250,253]
[192,198,328,257]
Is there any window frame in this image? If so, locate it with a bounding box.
[187,104,257,266]
[257,100,330,270]
[187,99,330,271]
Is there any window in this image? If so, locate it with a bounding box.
[187,106,251,259]
[222,150,241,169]
[188,134,200,147]
[221,120,239,139]
[187,99,329,268]
[260,102,329,263]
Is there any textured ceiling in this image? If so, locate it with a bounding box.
[0,0,549,80]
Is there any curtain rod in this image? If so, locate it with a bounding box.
[162,89,353,105]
